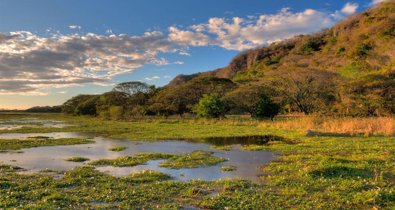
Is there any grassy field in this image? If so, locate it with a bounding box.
[0,113,394,209]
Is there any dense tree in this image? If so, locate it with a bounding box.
[112,81,154,96]
[253,95,280,120]
[223,85,274,115]
[62,95,98,115]
[96,91,130,119]
[148,77,236,115]
[194,94,226,118]
[74,96,99,116]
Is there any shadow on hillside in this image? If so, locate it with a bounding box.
[310,166,373,179]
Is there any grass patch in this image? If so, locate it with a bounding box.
[89,153,176,167]
[65,157,90,162]
[159,150,226,169]
[209,145,232,151]
[109,146,127,151]
[128,170,172,183]
[0,138,94,151]
[220,165,237,171]
[0,114,394,209]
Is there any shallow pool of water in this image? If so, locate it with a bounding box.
[0,132,276,182]
[0,118,71,130]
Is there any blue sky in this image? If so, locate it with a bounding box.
[0,0,383,109]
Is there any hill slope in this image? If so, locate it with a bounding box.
[169,1,395,84]
[165,1,394,116]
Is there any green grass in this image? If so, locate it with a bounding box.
[0,138,94,151]
[210,145,232,151]
[65,157,90,162]
[159,151,227,169]
[109,146,127,151]
[89,151,226,169]
[128,170,172,183]
[0,114,394,209]
[0,114,301,140]
[220,165,237,171]
[89,153,176,167]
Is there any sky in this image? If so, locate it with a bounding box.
[0,0,387,109]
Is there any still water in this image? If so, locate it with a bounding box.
[0,120,277,182]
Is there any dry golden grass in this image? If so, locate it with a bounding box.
[260,116,395,136]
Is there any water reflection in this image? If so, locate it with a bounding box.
[0,133,276,182]
[0,118,71,130]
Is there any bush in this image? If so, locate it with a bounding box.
[299,38,324,55]
[252,95,280,120]
[194,94,226,118]
[353,43,372,59]
[109,106,124,120]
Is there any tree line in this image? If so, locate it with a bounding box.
[60,70,394,119]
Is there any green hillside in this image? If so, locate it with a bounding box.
[167,1,395,116]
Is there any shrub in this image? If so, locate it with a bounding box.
[299,38,324,55]
[109,106,124,120]
[337,47,346,54]
[194,94,226,118]
[252,95,280,120]
[353,43,372,59]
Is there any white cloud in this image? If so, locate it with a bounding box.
[341,3,359,15]
[145,76,160,81]
[173,61,184,65]
[168,6,351,51]
[0,31,175,95]
[69,25,82,30]
[168,26,210,46]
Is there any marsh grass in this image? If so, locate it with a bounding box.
[220,166,237,171]
[209,145,232,151]
[159,150,226,169]
[128,170,172,182]
[89,151,226,169]
[65,157,90,162]
[89,153,176,167]
[109,146,127,151]
[0,138,94,151]
[0,114,394,209]
[260,116,395,136]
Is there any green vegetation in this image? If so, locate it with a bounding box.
[128,170,172,182]
[210,145,232,151]
[88,151,226,169]
[89,153,176,167]
[0,138,94,151]
[65,157,90,162]
[220,165,237,171]
[159,151,226,169]
[109,146,127,151]
[253,95,280,120]
[1,133,393,209]
[194,94,226,118]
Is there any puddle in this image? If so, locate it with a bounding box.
[0,132,82,139]
[0,135,276,182]
[0,118,71,130]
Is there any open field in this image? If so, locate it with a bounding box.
[0,113,394,209]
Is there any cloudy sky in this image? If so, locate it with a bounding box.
[0,0,384,109]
